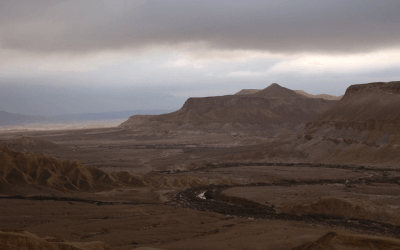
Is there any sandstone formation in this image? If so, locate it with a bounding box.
[120,83,338,133]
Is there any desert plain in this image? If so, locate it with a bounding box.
[1,82,400,250]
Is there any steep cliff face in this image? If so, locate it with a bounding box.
[282,81,400,166]
[307,81,400,134]
[120,84,338,132]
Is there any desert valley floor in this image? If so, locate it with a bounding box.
[1,82,400,249]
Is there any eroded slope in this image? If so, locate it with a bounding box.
[0,145,145,192]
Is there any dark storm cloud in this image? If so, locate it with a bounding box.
[1,0,400,54]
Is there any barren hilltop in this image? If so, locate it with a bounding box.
[235,86,343,100]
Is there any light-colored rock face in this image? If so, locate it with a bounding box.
[234,89,261,95]
[294,90,343,100]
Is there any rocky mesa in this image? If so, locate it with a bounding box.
[120,83,339,133]
[307,81,400,134]
[292,81,400,165]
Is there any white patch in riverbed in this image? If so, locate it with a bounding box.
[198,192,206,200]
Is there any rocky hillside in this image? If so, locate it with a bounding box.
[0,145,145,192]
[307,81,400,133]
[294,81,400,165]
[222,81,400,166]
[120,84,338,133]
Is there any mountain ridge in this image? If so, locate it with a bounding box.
[306,81,400,133]
[120,83,339,133]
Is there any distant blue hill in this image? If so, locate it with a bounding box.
[0,111,45,126]
[0,109,173,126]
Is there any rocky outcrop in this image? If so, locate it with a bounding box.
[0,145,145,192]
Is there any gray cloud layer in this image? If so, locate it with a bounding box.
[1,0,400,54]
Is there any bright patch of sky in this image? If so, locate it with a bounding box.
[0,0,399,115]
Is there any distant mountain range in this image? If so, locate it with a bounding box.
[0,109,173,126]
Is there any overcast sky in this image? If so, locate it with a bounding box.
[1,0,400,115]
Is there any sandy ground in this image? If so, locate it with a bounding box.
[0,197,351,250]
